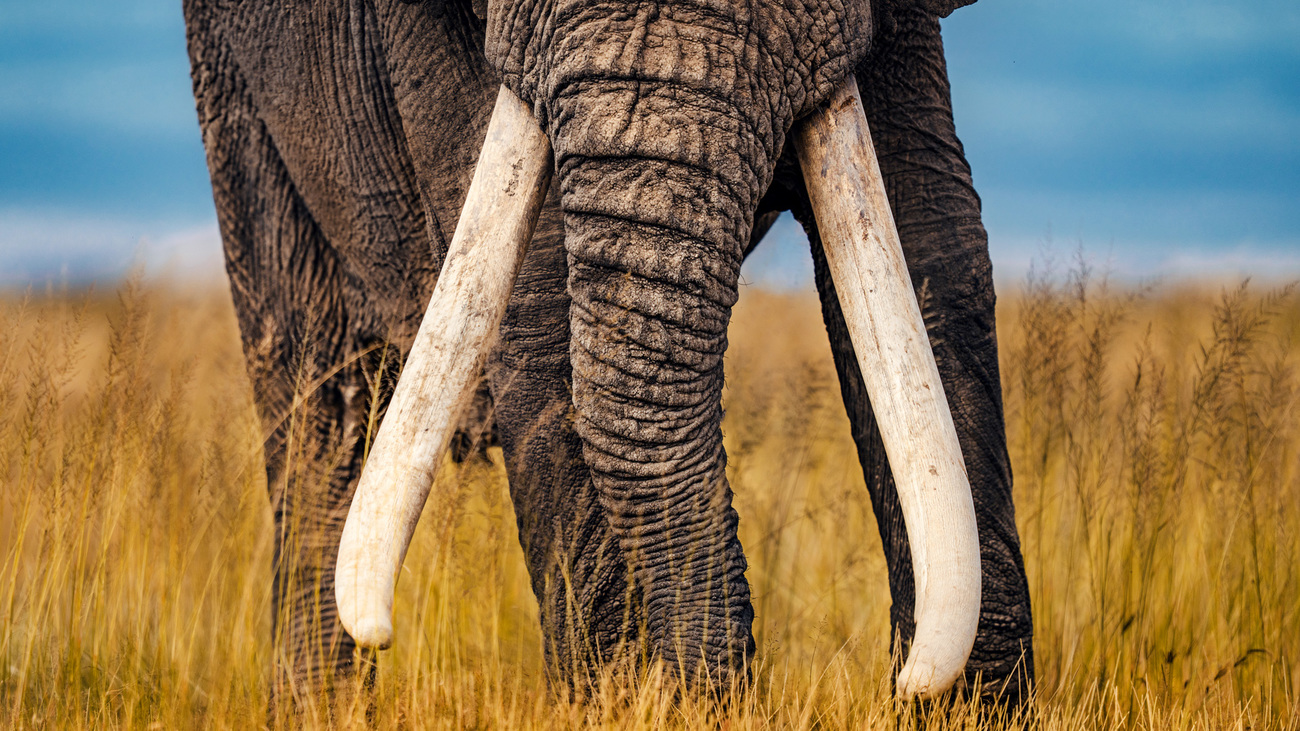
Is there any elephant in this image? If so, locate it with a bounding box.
[184,0,1034,709]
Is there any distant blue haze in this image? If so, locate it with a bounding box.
[1,0,1297,288]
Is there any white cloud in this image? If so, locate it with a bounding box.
[0,209,223,287]
[1156,247,1300,281]
[3,207,1291,297]
[141,221,226,282]
[986,232,1300,288]
[735,210,1300,294]
[737,211,1300,294]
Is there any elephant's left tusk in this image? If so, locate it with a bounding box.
[793,74,981,699]
[334,85,552,649]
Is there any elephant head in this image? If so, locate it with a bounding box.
[334,0,981,698]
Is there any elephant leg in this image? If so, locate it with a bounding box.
[188,23,372,706]
[791,4,1034,707]
[487,195,640,687]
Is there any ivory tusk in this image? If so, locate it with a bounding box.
[335,85,552,649]
[793,74,981,699]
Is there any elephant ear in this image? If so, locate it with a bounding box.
[869,0,974,40]
[917,0,975,17]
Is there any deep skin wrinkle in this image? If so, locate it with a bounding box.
[185,0,1032,707]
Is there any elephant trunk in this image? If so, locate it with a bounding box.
[549,77,762,678]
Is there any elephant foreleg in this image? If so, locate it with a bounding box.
[487,195,642,688]
[189,22,372,707]
[794,3,1034,707]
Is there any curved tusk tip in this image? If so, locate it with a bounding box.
[896,655,960,701]
[347,617,394,650]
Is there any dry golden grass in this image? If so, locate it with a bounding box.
[1,268,1297,729]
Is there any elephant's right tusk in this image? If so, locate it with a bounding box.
[335,85,552,649]
[793,74,982,699]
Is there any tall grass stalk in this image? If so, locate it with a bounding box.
[1,268,1297,728]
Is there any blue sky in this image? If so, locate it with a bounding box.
[1,0,1297,288]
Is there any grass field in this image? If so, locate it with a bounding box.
[1,267,1297,729]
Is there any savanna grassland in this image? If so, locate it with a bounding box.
[1,267,1297,729]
